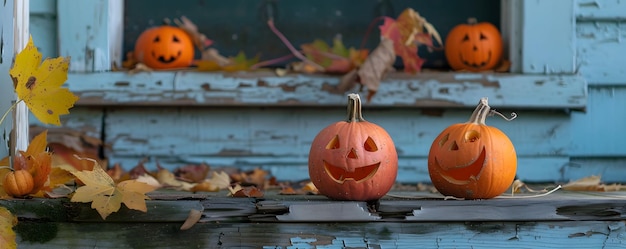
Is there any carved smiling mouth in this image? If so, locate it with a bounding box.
[460,51,492,68]
[152,51,182,63]
[323,162,380,183]
[435,147,486,184]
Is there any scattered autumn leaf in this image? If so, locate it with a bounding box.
[172,16,213,51]
[156,168,195,191]
[10,36,79,125]
[189,171,231,193]
[562,176,624,192]
[128,159,151,180]
[135,174,161,188]
[300,37,369,74]
[189,181,219,192]
[279,186,297,195]
[180,209,203,230]
[197,51,260,72]
[231,168,268,189]
[339,8,441,101]
[380,8,441,73]
[0,131,52,196]
[0,207,17,249]
[175,163,210,183]
[205,171,231,189]
[67,157,158,220]
[301,181,319,195]
[47,165,76,191]
[228,184,264,198]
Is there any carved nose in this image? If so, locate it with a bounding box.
[347,148,358,159]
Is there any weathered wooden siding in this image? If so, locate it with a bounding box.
[97,105,574,182]
[22,0,626,183]
[0,0,15,159]
[570,0,626,169]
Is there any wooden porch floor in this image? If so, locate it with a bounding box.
[3,188,626,248]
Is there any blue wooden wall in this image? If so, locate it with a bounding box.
[21,0,626,183]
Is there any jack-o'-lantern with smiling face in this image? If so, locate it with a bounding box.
[445,18,503,72]
[134,26,194,69]
[309,93,398,201]
[428,97,516,199]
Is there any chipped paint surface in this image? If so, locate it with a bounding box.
[577,0,626,21]
[0,0,13,159]
[65,71,588,110]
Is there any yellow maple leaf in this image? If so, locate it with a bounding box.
[9,36,79,125]
[0,207,17,249]
[68,159,157,220]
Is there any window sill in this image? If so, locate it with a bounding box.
[66,70,587,111]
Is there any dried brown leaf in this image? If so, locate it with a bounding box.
[173,16,213,51]
[562,175,625,191]
[279,186,298,195]
[174,163,210,183]
[356,37,395,101]
[180,209,203,230]
[229,185,264,198]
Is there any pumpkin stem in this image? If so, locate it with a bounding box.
[346,93,366,123]
[467,17,478,25]
[490,109,517,121]
[468,97,516,124]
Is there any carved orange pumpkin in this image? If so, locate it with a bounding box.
[134,26,194,69]
[3,169,34,197]
[428,97,516,199]
[445,18,502,71]
[308,93,398,201]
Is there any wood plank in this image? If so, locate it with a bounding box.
[14,221,626,248]
[29,107,104,140]
[30,0,58,58]
[57,0,123,72]
[65,71,588,110]
[102,107,571,158]
[0,198,203,222]
[521,0,576,73]
[570,86,626,156]
[100,106,576,182]
[566,157,626,183]
[576,0,626,21]
[276,202,380,221]
[0,0,15,159]
[576,22,626,85]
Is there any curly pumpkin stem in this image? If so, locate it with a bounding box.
[468,97,517,124]
[346,93,366,123]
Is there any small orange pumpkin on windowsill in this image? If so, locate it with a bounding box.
[308,93,398,201]
[134,25,195,69]
[427,97,517,199]
[445,18,503,72]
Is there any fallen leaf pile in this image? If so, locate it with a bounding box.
[59,157,157,220]
[561,175,625,192]
[0,131,52,197]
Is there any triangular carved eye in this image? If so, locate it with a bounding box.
[439,134,449,147]
[172,35,180,42]
[326,135,340,149]
[479,33,487,40]
[462,34,470,42]
[364,137,378,152]
[465,130,480,142]
[153,36,161,42]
